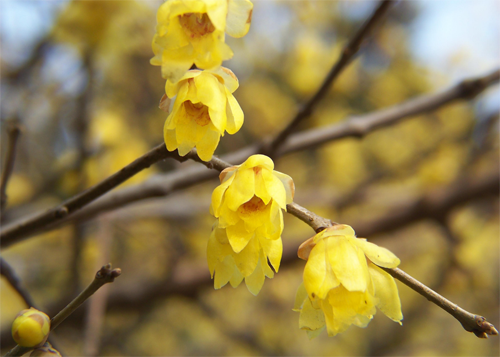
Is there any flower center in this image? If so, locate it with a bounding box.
[184,100,211,126]
[178,13,215,38]
[239,196,266,214]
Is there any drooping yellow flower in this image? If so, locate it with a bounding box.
[208,154,295,294]
[12,308,51,348]
[294,224,402,337]
[163,67,243,161]
[151,0,253,82]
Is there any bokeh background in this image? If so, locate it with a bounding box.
[1,0,499,355]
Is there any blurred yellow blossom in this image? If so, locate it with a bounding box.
[151,0,253,82]
[163,67,243,161]
[208,154,295,294]
[295,224,402,337]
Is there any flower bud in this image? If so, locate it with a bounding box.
[12,308,50,347]
[30,343,61,357]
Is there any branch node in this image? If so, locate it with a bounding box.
[55,207,69,218]
[459,79,486,100]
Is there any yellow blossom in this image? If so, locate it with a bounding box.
[12,308,51,348]
[294,224,403,337]
[151,0,253,82]
[208,154,295,294]
[163,67,243,161]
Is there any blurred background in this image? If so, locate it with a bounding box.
[1,0,499,355]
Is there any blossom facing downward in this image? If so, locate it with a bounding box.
[208,154,295,294]
[163,67,243,161]
[12,308,51,347]
[151,0,253,82]
[294,225,403,338]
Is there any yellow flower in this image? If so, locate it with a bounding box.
[294,225,403,337]
[208,154,295,294]
[163,67,243,161]
[151,0,253,82]
[12,308,51,348]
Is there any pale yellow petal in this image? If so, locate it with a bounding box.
[240,154,274,171]
[214,255,236,289]
[368,263,403,323]
[327,237,368,292]
[262,169,286,210]
[164,129,178,152]
[194,73,226,132]
[273,171,295,204]
[259,235,282,272]
[224,168,255,211]
[299,297,326,332]
[226,0,253,38]
[229,266,244,287]
[211,175,234,216]
[226,219,254,253]
[353,239,400,268]
[233,236,259,277]
[293,282,308,311]
[245,260,265,295]
[303,239,340,300]
[196,128,220,161]
[225,89,244,134]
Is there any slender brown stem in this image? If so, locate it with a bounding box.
[4,264,121,357]
[0,144,178,247]
[1,123,21,212]
[264,0,395,156]
[1,68,498,247]
[0,256,37,308]
[382,267,498,338]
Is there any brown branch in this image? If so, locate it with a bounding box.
[276,68,500,156]
[382,267,498,338]
[88,156,498,338]
[82,219,114,356]
[1,123,21,212]
[4,264,121,357]
[1,169,495,351]
[0,256,37,308]
[263,0,396,156]
[1,69,498,247]
[0,144,179,248]
[37,69,500,234]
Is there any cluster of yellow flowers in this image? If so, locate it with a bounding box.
[148,0,403,338]
[151,0,252,160]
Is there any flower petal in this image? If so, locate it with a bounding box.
[233,236,259,277]
[226,219,254,253]
[353,239,400,268]
[299,296,326,332]
[226,0,253,38]
[259,235,282,272]
[368,263,403,323]
[225,89,244,134]
[214,255,236,289]
[327,236,368,292]
[273,171,295,204]
[245,260,265,295]
[303,239,340,301]
[224,168,255,211]
[262,169,286,209]
[196,128,220,161]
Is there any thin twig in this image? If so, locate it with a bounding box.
[70,51,93,295]
[0,256,37,308]
[0,144,178,247]
[263,0,396,156]
[4,264,121,357]
[83,218,114,356]
[382,267,498,338]
[1,123,21,212]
